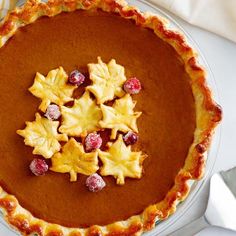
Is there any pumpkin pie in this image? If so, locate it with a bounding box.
[0,0,222,235]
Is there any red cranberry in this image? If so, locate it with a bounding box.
[68,70,85,86]
[86,173,106,192]
[85,132,102,152]
[45,104,61,120]
[123,131,138,145]
[124,77,141,94]
[29,159,48,176]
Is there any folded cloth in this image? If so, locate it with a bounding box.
[0,0,236,43]
[149,0,236,43]
[0,0,17,18]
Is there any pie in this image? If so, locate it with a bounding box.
[0,0,222,235]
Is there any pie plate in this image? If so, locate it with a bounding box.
[0,0,221,235]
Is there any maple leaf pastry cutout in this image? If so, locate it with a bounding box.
[59,91,102,137]
[51,138,99,181]
[86,57,126,104]
[99,94,142,139]
[99,135,147,185]
[17,113,68,159]
[29,67,77,112]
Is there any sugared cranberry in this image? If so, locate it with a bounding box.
[86,173,106,192]
[124,77,141,94]
[85,132,102,152]
[45,104,61,120]
[123,131,138,145]
[29,159,48,176]
[68,70,85,86]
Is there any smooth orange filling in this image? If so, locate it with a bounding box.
[0,10,195,227]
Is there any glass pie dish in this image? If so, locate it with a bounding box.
[0,0,221,235]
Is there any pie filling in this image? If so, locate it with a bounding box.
[0,9,196,227]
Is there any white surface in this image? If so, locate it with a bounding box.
[0,5,236,236]
[205,174,236,230]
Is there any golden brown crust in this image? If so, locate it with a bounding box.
[0,0,222,235]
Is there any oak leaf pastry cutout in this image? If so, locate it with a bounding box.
[99,94,142,139]
[99,135,146,185]
[29,67,77,112]
[86,57,126,104]
[17,113,68,159]
[59,91,102,137]
[51,138,99,181]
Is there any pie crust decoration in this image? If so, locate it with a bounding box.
[87,57,126,104]
[99,134,146,185]
[100,94,141,139]
[0,0,222,235]
[17,61,145,183]
[51,138,99,181]
[59,91,102,137]
[17,113,68,159]
[29,67,77,112]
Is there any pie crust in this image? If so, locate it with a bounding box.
[0,0,222,235]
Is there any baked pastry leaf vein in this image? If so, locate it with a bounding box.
[59,91,102,137]
[17,113,68,159]
[99,94,142,139]
[86,57,126,104]
[99,134,146,184]
[29,67,77,112]
[51,138,99,181]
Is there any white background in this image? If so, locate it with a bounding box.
[0,4,236,236]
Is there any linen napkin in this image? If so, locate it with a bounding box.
[1,0,236,43]
[149,0,236,43]
[0,0,17,18]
